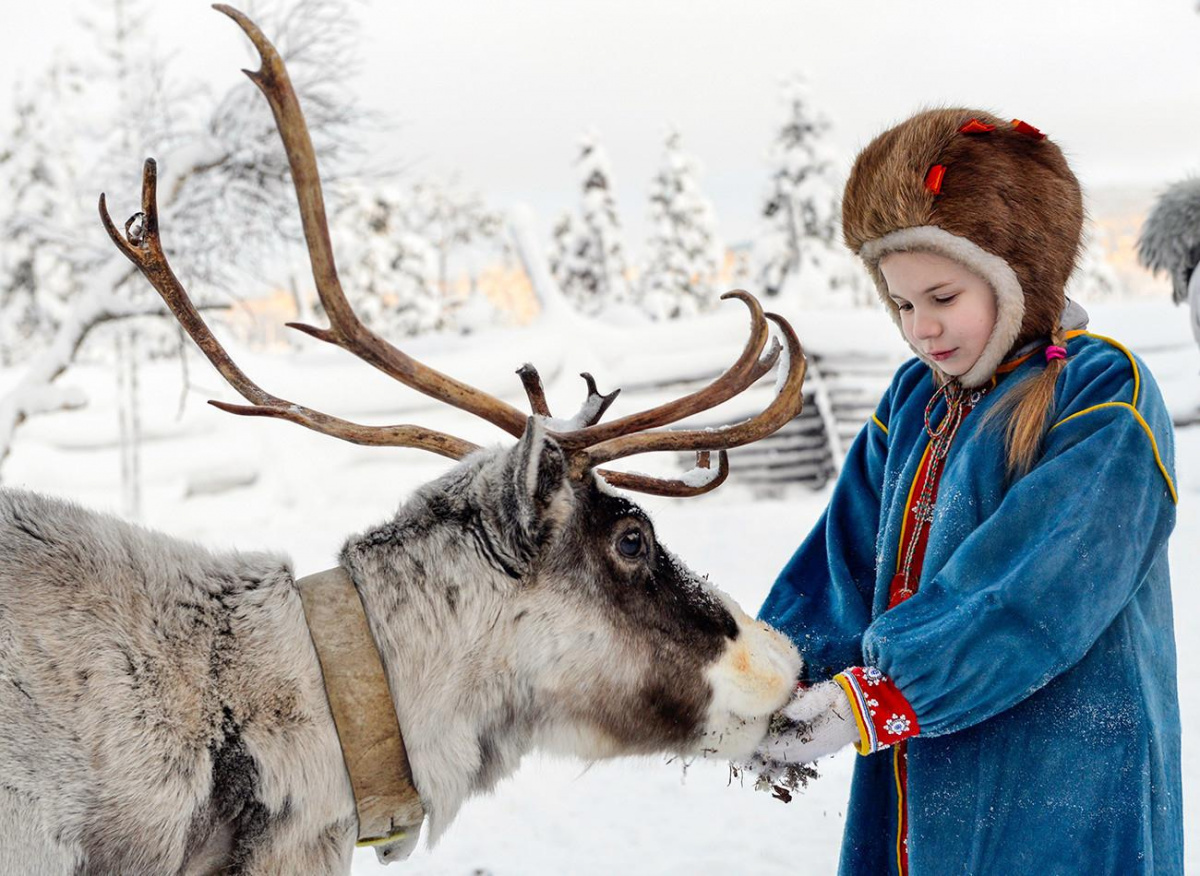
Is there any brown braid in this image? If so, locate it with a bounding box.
[982,327,1069,478]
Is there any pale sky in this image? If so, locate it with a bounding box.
[4,0,1200,248]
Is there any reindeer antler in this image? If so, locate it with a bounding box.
[99,5,807,497]
[219,4,529,439]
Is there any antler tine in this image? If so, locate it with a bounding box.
[515,364,552,416]
[515,366,619,427]
[213,4,528,440]
[574,312,806,470]
[573,373,621,428]
[595,450,729,497]
[549,291,776,450]
[100,158,478,461]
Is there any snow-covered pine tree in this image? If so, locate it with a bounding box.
[331,183,442,338]
[1066,226,1124,302]
[330,175,503,339]
[549,132,631,316]
[752,75,863,308]
[638,129,722,320]
[547,211,587,309]
[0,61,89,366]
[404,177,503,298]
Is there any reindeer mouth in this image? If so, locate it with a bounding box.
[696,596,802,759]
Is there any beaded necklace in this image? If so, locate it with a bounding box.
[893,379,987,600]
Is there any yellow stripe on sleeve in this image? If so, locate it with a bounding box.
[834,672,873,756]
[1081,331,1141,407]
[1051,402,1177,504]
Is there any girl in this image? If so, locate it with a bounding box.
[751,108,1183,874]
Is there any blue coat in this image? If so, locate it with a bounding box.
[759,332,1183,874]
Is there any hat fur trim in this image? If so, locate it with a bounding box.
[860,225,1025,388]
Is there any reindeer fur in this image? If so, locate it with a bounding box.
[0,419,800,874]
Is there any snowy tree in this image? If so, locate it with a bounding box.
[330,176,503,339]
[752,75,866,308]
[549,132,631,316]
[403,176,504,299]
[331,183,442,338]
[0,0,363,499]
[0,61,90,366]
[638,129,722,320]
[1067,227,1124,303]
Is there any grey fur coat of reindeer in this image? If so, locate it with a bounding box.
[0,7,807,874]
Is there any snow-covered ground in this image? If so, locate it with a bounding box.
[2,299,1196,874]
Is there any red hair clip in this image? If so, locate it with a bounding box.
[959,118,996,134]
[1011,119,1047,140]
[924,164,946,195]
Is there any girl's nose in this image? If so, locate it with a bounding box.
[912,310,941,340]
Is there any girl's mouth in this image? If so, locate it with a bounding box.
[929,348,958,362]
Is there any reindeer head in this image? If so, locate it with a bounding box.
[100,3,805,842]
[338,416,801,836]
[488,421,802,766]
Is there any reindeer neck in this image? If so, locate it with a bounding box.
[342,526,535,840]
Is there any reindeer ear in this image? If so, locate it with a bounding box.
[507,416,570,537]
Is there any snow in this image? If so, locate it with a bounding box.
[1,297,1196,873]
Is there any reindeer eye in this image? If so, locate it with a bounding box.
[617,529,643,558]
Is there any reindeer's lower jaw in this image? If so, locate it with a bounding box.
[697,595,802,759]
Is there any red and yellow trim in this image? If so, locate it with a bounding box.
[894,442,933,568]
[835,667,920,756]
[835,672,873,755]
[894,744,910,876]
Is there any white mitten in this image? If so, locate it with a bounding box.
[753,679,861,766]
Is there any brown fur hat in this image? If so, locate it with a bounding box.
[842,107,1084,387]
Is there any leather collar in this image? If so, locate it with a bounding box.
[295,566,425,862]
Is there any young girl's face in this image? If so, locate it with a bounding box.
[879,251,997,378]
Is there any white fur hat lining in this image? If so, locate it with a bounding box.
[859,225,1025,389]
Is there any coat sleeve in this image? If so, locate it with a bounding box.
[862,373,1177,737]
[757,384,893,684]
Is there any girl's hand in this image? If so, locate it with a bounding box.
[749,679,860,768]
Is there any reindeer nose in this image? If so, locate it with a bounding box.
[720,609,739,640]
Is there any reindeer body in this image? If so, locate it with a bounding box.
[0,488,356,874]
[0,423,802,875]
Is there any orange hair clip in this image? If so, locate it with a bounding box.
[959,118,996,134]
[1011,119,1047,140]
[924,164,946,195]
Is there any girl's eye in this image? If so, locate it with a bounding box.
[617,529,643,558]
[895,301,913,312]
[934,293,958,305]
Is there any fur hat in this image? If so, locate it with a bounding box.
[842,108,1084,387]
[1137,177,1200,305]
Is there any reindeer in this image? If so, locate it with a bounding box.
[0,7,807,875]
